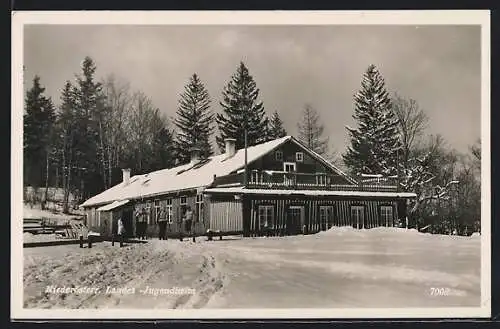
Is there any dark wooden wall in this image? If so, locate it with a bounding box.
[247,140,350,184]
[245,195,403,235]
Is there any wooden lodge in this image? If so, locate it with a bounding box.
[80,136,416,238]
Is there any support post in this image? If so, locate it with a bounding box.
[244,128,248,187]
[88,235,92,248]
[192,223,196,242]
[79,235,83,248]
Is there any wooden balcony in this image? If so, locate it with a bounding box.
[212,170,399,192]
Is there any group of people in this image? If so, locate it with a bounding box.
[115,205,196,242]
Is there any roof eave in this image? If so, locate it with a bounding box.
[80,184,210,209]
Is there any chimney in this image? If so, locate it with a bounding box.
[224,138,236,158]
[190,147,202,165]
[122,168,131,185]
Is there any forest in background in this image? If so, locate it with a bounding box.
[23,57,481,234]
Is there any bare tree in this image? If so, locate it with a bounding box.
[392,93,429,166]
[470,138,481,173]
[100,75,132,188]
[297,104,329,156]
[401,134,465,232]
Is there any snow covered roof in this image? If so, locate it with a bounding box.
[96,199,130,211]
[204,187,417,198]
[81,135,359,208]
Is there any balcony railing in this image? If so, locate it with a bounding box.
[212,170,400,192]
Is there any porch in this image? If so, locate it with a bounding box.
[212,170,400,192]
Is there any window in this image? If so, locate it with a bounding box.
[251,170,263,183]
[180,196,188,217]
[350,205,365,229]
[196,194,204,223]
[154,199,161,223]
[316,174,330,186]
[319,205,335,230]
[275,150,283,161]
[283,162,296,172]
[258,205,275,229]
[380,205,393,227]
[165,199,173,224]
[296,152,304,162]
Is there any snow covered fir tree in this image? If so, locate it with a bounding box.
[216,62,270,151]
[268,110,287,139]
[24,75,56,191]
[174,73,214,164]
[343,64,402,177]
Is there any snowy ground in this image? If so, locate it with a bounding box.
[23,205,84,223]
[23,227,481,309]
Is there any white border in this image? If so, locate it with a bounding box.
[11,10,491,320]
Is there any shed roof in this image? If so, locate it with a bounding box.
[96,199,130,211]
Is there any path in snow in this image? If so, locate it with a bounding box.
[23,228,481,309]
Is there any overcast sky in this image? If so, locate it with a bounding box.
[23,25,481,154]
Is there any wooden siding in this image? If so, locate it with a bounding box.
[244,196,402,236]
[87,192,407,238]
[209,199,243,232]
[87,189,211,238]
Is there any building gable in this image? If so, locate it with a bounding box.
[241,137,355,185]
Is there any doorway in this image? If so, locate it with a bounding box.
[122,209,134,238]
[319,205,335,231]
[286,206,304,235]
[350,205,365,229]
[283,162,296,186]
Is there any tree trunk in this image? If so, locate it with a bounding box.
[62,143,67,212]
[55,163,59,189]
[42,149,50,210]
[63,146,73,214]
[99,120,107,189]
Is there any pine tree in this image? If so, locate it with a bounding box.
[56,81,78,213]
[72,56,106,200]
[174,73,214,164]
[151,120,176,171]
[216,62,269,151]
[297,104,329,156]
[24,76,56,188]
[268,110,287,139]
[343,64,401,176]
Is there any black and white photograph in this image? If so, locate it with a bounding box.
[11,10,490,319]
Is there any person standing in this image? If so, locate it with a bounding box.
[117,216,125,247]
[135,207,146,240]
[185,206,193,236]
[158,207,167,240]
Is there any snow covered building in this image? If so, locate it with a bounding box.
[80,136,416,238]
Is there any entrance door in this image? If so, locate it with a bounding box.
[122,209,134,238]
[283,162,296,186]
[286,206,304,235]
[319,205,335,231]
[350,206,365,229]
